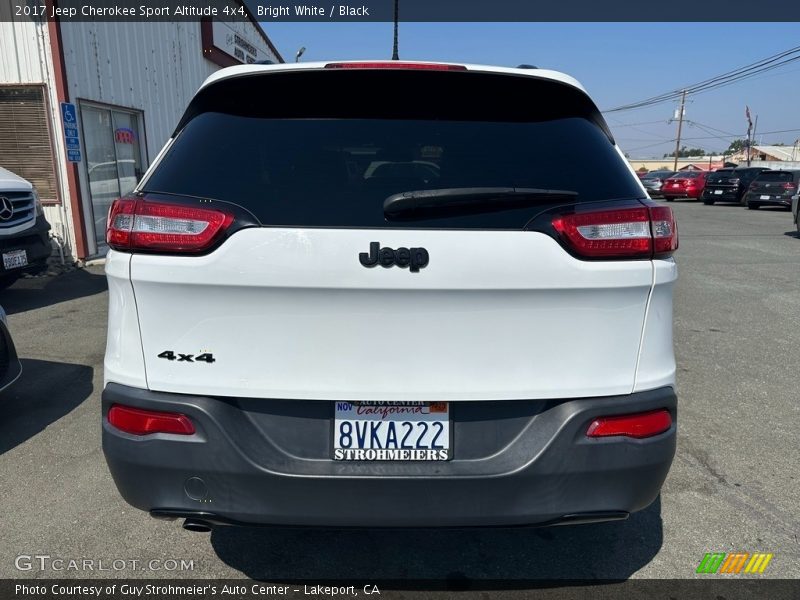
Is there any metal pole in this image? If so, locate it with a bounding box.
[673,90,687,172]
[750,115,758,166]
[391,0,399,60]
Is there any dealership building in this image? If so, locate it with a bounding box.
[0,3,282,260]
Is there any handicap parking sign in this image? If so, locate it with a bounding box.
[60,102,77,125]
[60,102,81,162]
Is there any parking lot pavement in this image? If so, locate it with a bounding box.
[0,200,798,584]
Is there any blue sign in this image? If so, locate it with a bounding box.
[60,102,81,162]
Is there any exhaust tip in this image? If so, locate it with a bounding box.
[183,518,213,533]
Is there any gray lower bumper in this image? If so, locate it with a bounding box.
[102,383,677,527]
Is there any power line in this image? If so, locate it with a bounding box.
[603,45,800,113]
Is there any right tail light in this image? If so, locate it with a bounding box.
[552,205,677,260]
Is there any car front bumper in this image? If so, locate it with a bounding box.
[0,215,51,277]
[102,383,677,527]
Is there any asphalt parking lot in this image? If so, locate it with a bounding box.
[1,200,798,584]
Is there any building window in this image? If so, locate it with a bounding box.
[79,102,146,248]
[0,85,59,201]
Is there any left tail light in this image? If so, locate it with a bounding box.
[551,205,678,259]
[107,198,234,253]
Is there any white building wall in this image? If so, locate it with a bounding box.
[59,21,219,162]
[0,18,47,83]
[0,16,79,259]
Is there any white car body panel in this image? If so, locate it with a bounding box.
[104,250,148,388]
[197,61,588,95]
[0,166,33,192]
[633,259,677,392]
[129,228,656,401]
[106,62,677,404]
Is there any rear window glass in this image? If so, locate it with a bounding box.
[676,171,702,178]
[755,171,793,182]
[144,70,643,229]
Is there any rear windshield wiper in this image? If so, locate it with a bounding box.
[383,187,578,220]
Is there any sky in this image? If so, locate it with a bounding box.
[259,22,800,158]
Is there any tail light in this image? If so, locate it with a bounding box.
[108,404,195,436]
[107,198,234,253]
[325,62,467,71]
[749,182,758,191]
[783,182,797,191]
[587,409,672,439]
[551,205,678,259]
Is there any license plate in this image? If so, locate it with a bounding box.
[714,190,723,195]
[2,249,28,270]
[760,195,770,200]
[333,401,450,461]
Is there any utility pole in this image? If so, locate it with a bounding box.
[391,0,399,60]
[745,106,753,166]
[672,90,687,172]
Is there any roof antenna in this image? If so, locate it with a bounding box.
[391,0,399,60]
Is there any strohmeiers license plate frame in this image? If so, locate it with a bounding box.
[332,401,452,461]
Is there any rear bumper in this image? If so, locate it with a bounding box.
[702,188,741,202]
[744,194,792,208]
[0,215,51,276]
[102,383,677,527]
[663,189,701,199]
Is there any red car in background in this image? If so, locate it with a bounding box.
[661,171,708,201]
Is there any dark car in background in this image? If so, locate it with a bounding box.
[640,170,676,197]
[661,171,708,201]
[0,304,21,392]
[743,170,800,210]
[702,167,769,205]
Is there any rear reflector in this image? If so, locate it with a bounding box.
[586,409,672,439]
[107,199,234,253]
[552,205,677,259]
[324,62,467,71]
[108,404,195,436]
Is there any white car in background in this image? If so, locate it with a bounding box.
[0,166,51,290]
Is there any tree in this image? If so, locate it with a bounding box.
[663,146,706,158]
[725,139,749,154]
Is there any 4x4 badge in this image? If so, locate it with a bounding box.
[359,242,429,272]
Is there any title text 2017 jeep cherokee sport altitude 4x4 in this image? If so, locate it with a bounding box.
[102,62,678,529]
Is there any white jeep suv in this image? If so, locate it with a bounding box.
[102,61,678,529]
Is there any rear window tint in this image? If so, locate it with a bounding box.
[144,70,643,229]
[755,171,794,182]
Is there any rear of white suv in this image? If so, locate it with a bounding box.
[102,62,678,528]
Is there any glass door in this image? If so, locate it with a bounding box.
[80,103,145,248]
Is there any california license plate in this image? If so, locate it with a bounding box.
[2,249,28,270]
[333,401,451,461]
[714,190,723,195]
[760,195,770,200]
